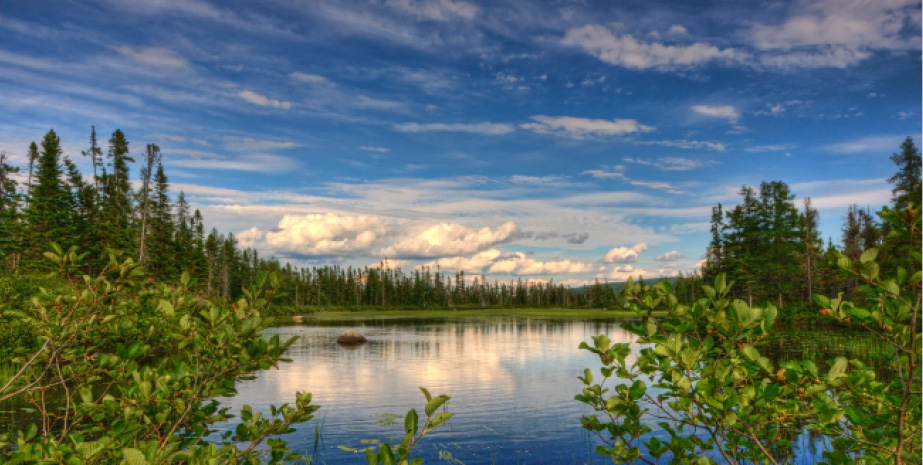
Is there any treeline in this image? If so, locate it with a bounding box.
[0,127,590,309]
[0,128,918,312]
[685,137,921,314]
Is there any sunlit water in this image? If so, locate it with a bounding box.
[212,317,633,464]
[212,317,827,464]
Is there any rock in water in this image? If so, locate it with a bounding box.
[336,329,367,344]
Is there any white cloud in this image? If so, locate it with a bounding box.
[581,169,627,180]
[822,135,909,154]
[749,0,920,68]
[221,136,298,151]
[425,249,593,276]
[426,249,501,274]
[487,252,593,275]
[393,122,514,135]
[691,105,740,123]
[521,115,654,139]
[745,144,795,153]
[562,25,744,70]
[386,0,478,21]
[115,46,190,69]
[608,264,653,281]
[167,150,299,173]
[602,243,649,263]
[623,156,707,171]
[666,25,688,36]
[359,145,391,153]
[237,90,292,109]
[655,250,683,261]
[380,221,520,258]
[246,213,390,256]
[635,139,727,151]
[290,72,332,85]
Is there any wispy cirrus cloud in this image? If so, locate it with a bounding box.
[393,121,514,134]
[623,156,710,171]
[237,90,292,109]
[115,46,190,69]
[562,25,745,70]
[520,115,654,139]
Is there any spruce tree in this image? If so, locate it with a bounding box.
[888,137,922,210]
[27,129,74,256]
[101,129,135,253]
[0,151,22,271]
[146,162,175,279]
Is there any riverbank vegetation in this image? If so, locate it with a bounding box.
[0,128,920,463]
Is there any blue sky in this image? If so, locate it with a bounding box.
[1,0,920,285]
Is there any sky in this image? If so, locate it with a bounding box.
[0,0,920,286]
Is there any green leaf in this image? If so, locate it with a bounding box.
[827,357,848,380]
[424,395,449,417]
[629,380,645,400]
[404,409,418,436]
[419,387,432,402]
[428,412,453,430]
[741,346,760,361]
[122,448,149,465]
[859,248,878,264]
[380,444,396,465]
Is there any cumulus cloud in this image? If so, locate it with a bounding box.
[237,90,292,109]
[608,264,653,281]
[241,213,390,256]
[520,115,654,139]
[602,243,649,263]
[116,46,190,69]
[380,221,520,258]
[487,252,594,275]
[562,25,744,70]
[427,249,502,274]
[655,250,683,261]
[393,122,514,135]
[691,105,740,123]
[426,249,593,275]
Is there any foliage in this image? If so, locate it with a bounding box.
[362,388,454,465]
[0,246,320,463]
[577,206,920,464]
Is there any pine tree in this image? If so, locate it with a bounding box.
[146,162,175,279]
[888,137,922,210]
[0,151,22,271]
[27,129,75,256]
[101,129,135,253]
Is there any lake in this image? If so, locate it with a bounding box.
[213,317,828,464]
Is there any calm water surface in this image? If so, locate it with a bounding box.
[214,317,633,464]
[214,317,826,464]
